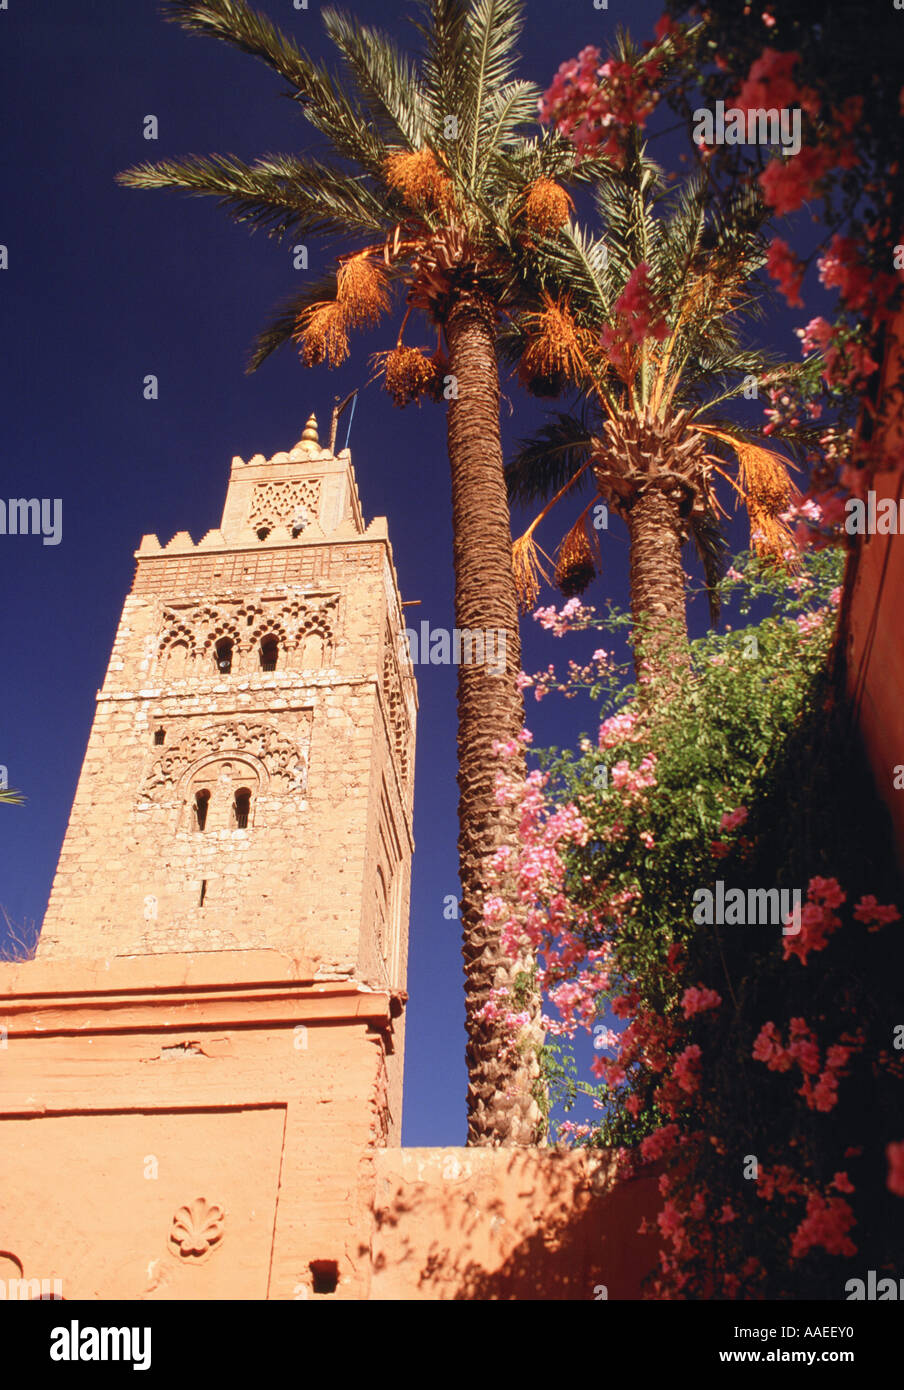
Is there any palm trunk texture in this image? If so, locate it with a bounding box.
[625,485,690,683]
[445,293,545,1147]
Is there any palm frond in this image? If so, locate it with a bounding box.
[461,0,526,184]
[322,8,427,149]
[505,412,595,505]
[117,153,388,239]
[248,273,339,371]
[476,81,540,179]
[162,0,387,172]
[413,0,471,176]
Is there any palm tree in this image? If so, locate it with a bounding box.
[506,145,811,683]
[117,0,603,1145]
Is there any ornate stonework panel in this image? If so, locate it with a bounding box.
[248,479,321,534]
[142,714,312,798]
[156,594,339,674]
[168,1198,225,1262]
[382,625,410,787]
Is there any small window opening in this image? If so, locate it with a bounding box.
[154,728,166,745]
[310,1260,339,1295]
[193,789,210,833]
[259,635,279,672]
[199,879,207,907]
[256,526,271,541]
[215,638,233,674]
[233,788,251,830]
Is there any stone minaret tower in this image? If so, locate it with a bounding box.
[0,417,417,1300]
[40,413,416,984]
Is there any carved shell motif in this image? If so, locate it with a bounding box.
[168,1198,225,1261]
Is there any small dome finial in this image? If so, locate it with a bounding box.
[299,413,319,446]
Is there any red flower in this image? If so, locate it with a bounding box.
[887,1142,904,1197]
[853,895,901,927]
[735,48,818,116]
[673,1044,702,1094]
[790,1193,857,1259]
[766,238,805,307]
[760,145,834,215]
[818,235,874,312]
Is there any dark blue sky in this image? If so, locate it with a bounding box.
[0,0,823,1143]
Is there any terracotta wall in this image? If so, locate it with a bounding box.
[369,1147,662,1300]
[0,952,400,1300]
[842,313,904,864]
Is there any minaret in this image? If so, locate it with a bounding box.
[0,416,417,1300]
[39,415,416,984]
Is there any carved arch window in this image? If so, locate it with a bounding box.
[258,634,280,672]
[232,788,252,829]
[299,617,333,669]
[181,755,264,834]
[165,641,191,675]
[193,788,211,832]
[214,636,234,675]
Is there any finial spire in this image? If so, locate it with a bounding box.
[293,412,321,458]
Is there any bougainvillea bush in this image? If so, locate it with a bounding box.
[488,548,904,1297]
[539,7,904,551]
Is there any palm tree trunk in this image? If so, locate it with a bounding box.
[444,292,545,1147]
[625,485,690,682]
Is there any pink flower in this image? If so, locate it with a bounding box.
[681,985,723,1019]
[673,1044,702,1094]
[795,316,834,356]
[539,46,661,162]
[720,806,748,833]
[853,895,901,927]
[753,1020,793,1072]
[790,1193,857,1259]
[598,707,642,748]
[641,1124,681,1162]
[784,879,846,963]
[616,263,667,343]
[808,875,846,909]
